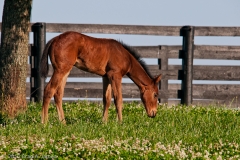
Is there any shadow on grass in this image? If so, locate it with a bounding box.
[0,112,7,126]
[65,112,103,125]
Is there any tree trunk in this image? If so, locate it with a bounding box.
[0,0,32,117]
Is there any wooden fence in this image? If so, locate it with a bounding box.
[1,23,240,106]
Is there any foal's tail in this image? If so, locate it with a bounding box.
[40,38,55,78]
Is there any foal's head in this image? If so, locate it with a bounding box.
[140,75,162,118]
[119,41,162,118]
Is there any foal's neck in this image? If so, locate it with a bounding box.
[127,59,153,91]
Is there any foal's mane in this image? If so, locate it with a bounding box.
[119,41,153,79]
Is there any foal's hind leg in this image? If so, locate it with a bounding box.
[41,71,68,124]
[54,72,69,124]
[102,76,112,122]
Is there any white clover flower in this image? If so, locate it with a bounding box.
[35,143,41,148]
[99,137,105,142]
[11,148,21,153]
[0,155,6,160]
[203,155,210,160]
[67,147,72,152]
[195,152,202,157]
[216,155,223,160]
[74,152,79,157]
[49,138,54,144]
[204,150,210,156]
[160,153,164,157]
[155,142,166,151]
[71,134,76,140]
[179,150,187,159]
[109,145,114,149]
[75,143,83,149]
[208,143,213,149]
[114,141,121,148]
[174,144,180,152]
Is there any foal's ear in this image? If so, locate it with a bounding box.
[154,74,162,84]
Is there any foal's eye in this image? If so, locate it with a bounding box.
[154,93,158,98]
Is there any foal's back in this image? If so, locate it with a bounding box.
[50,31,132,77]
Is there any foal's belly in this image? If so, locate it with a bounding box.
[74,58,106,76]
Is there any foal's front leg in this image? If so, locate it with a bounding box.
[107,72,123,122]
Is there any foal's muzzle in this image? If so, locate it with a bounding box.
[148,110,157,118]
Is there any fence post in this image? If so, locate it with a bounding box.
[30,22,46,102]
[158,46,168,104]
[180,26,194,105]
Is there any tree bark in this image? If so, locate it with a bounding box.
[0,0,32,117]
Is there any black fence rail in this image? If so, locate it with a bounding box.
[1,23,240,106]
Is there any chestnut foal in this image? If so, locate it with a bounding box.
[40,31,161,124]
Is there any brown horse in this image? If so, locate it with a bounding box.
[40,31,161,124]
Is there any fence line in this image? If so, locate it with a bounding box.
[1,22,240,106]
[1,23,240,36]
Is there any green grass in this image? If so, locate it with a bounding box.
[0,101,240,159]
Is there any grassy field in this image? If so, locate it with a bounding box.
[0,101,240,159]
